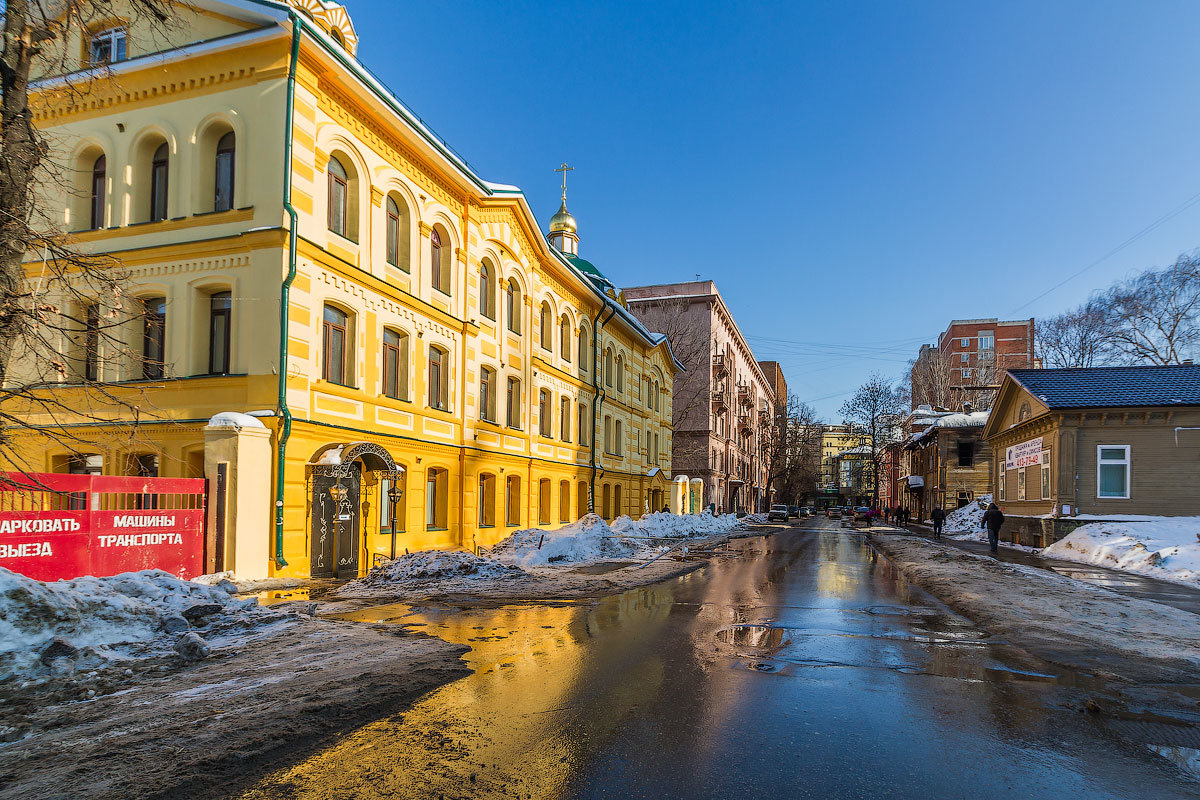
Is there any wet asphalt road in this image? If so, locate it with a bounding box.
[241,519,1200,799]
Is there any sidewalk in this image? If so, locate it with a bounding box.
[888,522,1200,616]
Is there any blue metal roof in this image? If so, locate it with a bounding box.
[1009,365,1200,408]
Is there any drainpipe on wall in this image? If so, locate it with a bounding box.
[590,304,616,512]
[273,12,302,569]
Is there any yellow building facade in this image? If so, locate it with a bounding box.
[12,0,679,578]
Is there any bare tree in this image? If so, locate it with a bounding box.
[909,345,955,410]
[1100,253,1200,366]
[839,373,906,507]
[0,1,175,470]
[1036,298,1119,368]
[763,395,822,505]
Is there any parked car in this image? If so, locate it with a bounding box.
[787,505,799,518]
[799,506,812,517]
[767,504,789,522]
[827,507,843,519]
[854,506,872,521]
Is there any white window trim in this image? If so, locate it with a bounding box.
[1017,469,1025,501]
[1097,444,1131,500]
[1040,449,1051,501]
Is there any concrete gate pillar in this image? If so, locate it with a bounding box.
[203,412,272,579]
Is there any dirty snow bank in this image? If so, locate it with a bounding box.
[942,494,992,533]
[336,512,753,599]
[870,533,1200,683]
[0,567,291,684]
[490,511,747,568]
[192,571,303,593]
[1044,518,1200,588]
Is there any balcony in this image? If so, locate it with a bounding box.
[738,414,752,434]
[712,354,728,377]
[712,391,728,412]
[738,385,753,408]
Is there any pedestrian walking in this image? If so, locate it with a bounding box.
[931,505,946,539]
[982,503,1005,553]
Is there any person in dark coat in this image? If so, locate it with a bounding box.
[661,504,670,513]
[982,503,1005,552]
[930,506,946,539]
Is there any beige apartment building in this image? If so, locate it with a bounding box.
[625,282,775,513]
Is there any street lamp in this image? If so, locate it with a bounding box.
[387,482,404,559]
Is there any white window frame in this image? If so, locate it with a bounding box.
[998,468,1006,501]
[1040,449,1051,500]
[960,337,969,347]
[1097,445,1131,500]
[90,27,128,65]
[961,368,972,379]
[1017,468,1025,500]
[960,353,969,363]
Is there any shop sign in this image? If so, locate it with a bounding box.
[1005,437,1043,470]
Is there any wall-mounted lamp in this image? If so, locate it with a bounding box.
[116,123,125,133]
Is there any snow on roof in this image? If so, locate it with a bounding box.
[930,411,990,428]
[207,412,267,429]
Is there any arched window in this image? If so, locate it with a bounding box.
[89,154,106,230]
[578,328,589,376]
[506,279,521,334]
[538,389,552,437]
[327,157,349,238]
[150,143,169,222]
[538,478,551,525]
[426,467,447,529]
[604,415,613,454]
[479,260,495,319]
[322,305,350,385]
[382,328,409,400]
[578,402,589,446]
[560,315,571,361]
[214,132,235,212]
[431,228,450,295]
[578,480,589,517]
[506,376,521,428]
[653,380,661,412]
[479,366,497,421]
[613,483,623,518]
[601,483,611,520]
[560,396,571,441]
[615,419,624,456]
[208,291,231,375]
[427,344,449,410]
[559,480,571,523]
[142,297,166,379]
[615,355,625,392]
[505,474,521,526]
[385,197,401,266]
[604,348,613,387]
[478,473,497,527]
[539,301,552,351]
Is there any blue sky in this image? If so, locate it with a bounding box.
[352,0,1200,420]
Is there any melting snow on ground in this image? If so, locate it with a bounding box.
[338,511,753,595]
[1043,518,1200,588]
[942,495,992,534]
[0,567,291,685]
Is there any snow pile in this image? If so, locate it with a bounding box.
[192,571,302,593]
[492,511,749,568]
[0,567,283,683]
[742,512,768,524]
[491,514,634,567]
[1044,518,1200,587]
[943,495,992,533]
[363,550,524,582]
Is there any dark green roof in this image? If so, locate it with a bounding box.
[565,254,606,280]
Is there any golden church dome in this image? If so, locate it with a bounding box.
[549,198,577,234]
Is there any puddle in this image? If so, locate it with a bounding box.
[717,625,790,649]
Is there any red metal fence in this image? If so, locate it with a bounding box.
[0,472,207,582]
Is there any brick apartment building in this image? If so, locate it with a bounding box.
[911,318,1036,411]
[625,282,775,513]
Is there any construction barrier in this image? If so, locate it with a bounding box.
[0,472,207,582]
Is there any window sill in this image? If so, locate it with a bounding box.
[327,229,359,246]
[479,524,495,529]
[426,526,448,532]
[433,287,452,298]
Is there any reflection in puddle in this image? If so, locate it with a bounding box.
[1149,745,1200,780]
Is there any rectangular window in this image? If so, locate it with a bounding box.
[1097,445,1130,499]
[1040,449,1051,500]
[426,474,437,527]
[90,27,127,65]
[1017,469,1025,500]
[506,378,521,428]
[208,292,232,375]
[960,353,969,363]
[979,332,994,350]
[957,441,974,467]
[83,305,100,382]
[998,468,1006,501]
[428,348,446,410]
[961,368,972,379]
[960,337,969,347]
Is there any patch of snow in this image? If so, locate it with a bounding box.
[207,412,266,429]
[315,447,343,465]
[363,550,524,582]
[192,571,302,593]
[1043,518,1200,588]
[0,567,288,683]
[943,494,993,534]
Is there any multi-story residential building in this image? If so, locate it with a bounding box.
[625,282,774,513]
[899,410,992,521]
[756,360,789,499]
[911,318,1036,411]
[818,425,871,507]
[8,0,679,579]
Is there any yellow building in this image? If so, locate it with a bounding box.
[11,0,680,578]
[818,425,872,505]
